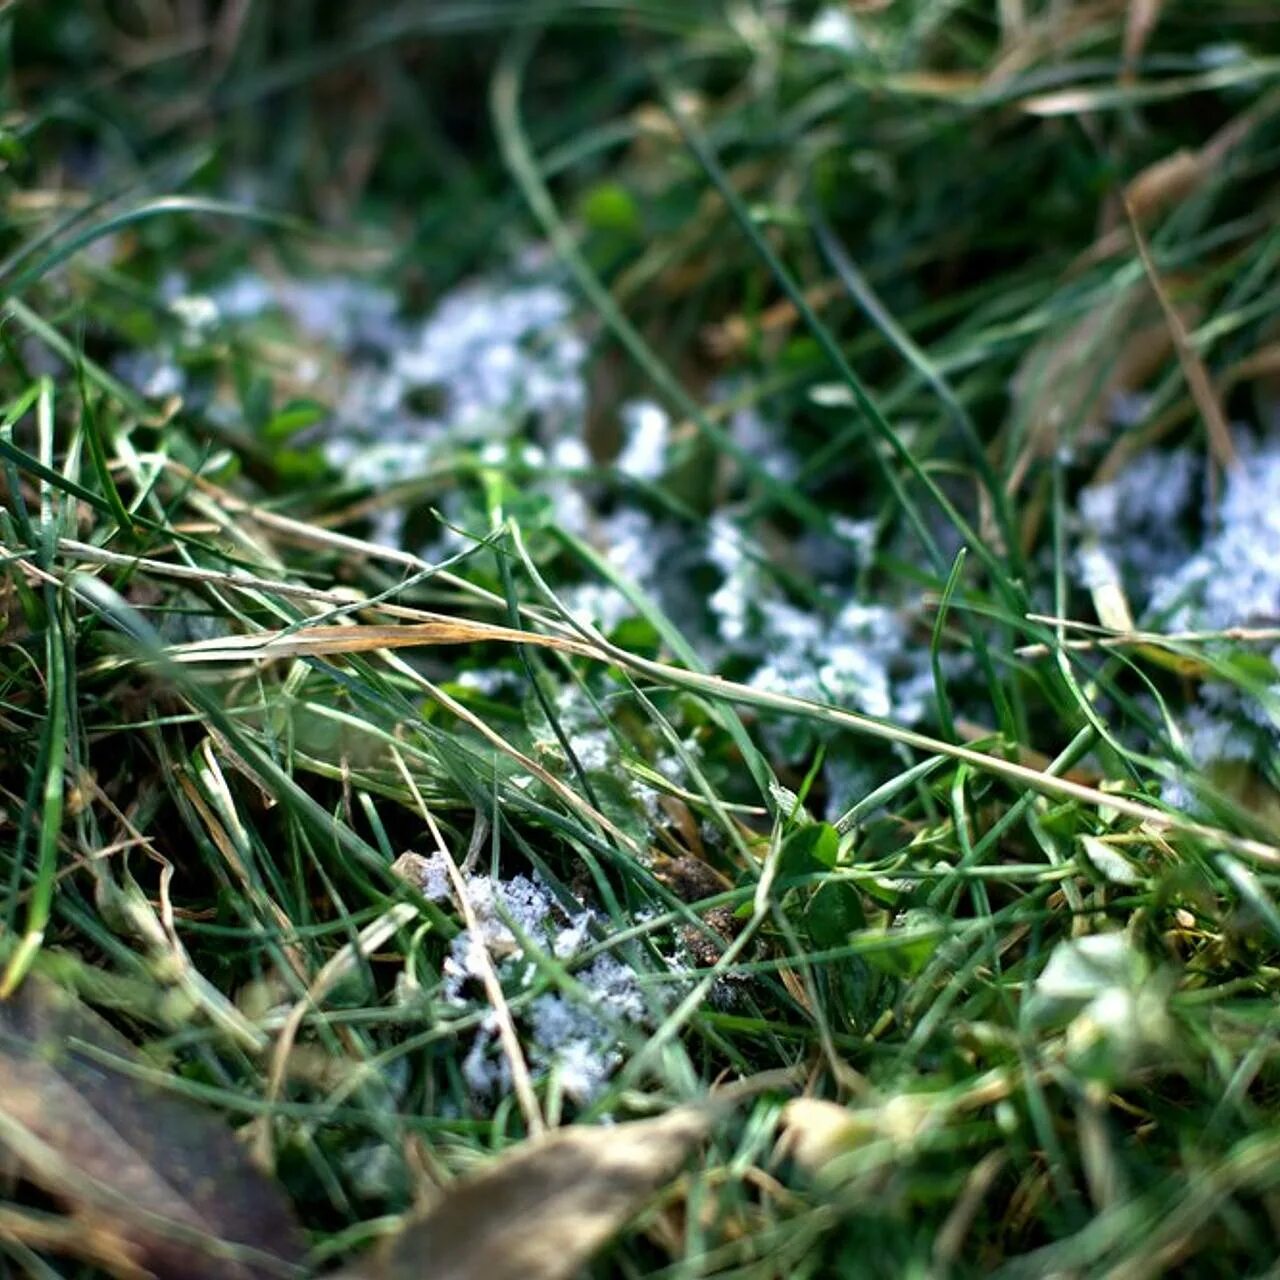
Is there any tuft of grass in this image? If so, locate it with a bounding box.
[3,2,1280,1275]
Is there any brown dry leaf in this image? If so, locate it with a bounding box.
[1073,98,1273,271]
[702,280,843,360]
[778,1094,940,1184]
[0,973,306,1279]
[1070,147,1207,273]
[776,1098,859,1177]
[346,1107,714,1280]
[1123,147,1203,222]
[988,0,1123,84]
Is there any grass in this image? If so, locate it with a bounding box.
[3,1,1280,1275]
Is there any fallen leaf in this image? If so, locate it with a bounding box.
[346,1107,714,1280]
[0,972,306,1279]
[777,1093,939,1184]
[776,1098,858,1176]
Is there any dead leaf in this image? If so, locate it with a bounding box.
[1124,147,1203,222]
[702,280,843,359]
[777,1093,940,1184]
[0,973,306,1279]
[776,1098,859,1177]
[346,1107,714,1280]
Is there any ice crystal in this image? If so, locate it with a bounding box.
[1077,447,1199,587]
[208,268,589,523]
[406,857,652,1104]
[113,351,184,399]
[391,280,585,443]
[616,400,670,481]
[213,271,401,350]
[705,512,929,742]
[729,400,798,481]
[1148,437,1280,631]
[806,6,861,52]
[1076,433,1280,773]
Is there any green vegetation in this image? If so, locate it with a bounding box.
[3,2,1280,1275]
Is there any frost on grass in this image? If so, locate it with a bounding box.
[1076,433,1280,786]
[707,512,933,727]
[540,685,617,775]
[128,256,972,821]
[616,400,670,482]
[1077,446,1200,588]
[127,264,590,549]
[706,505,947,814]
[407,852,651,1105]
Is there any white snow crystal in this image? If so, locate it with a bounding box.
[1077,447,1199,586]
[169,294,219,335]
[417,853,655,1105]
[212,272,401,350]
[706,514,926,730]
[414,852,453,902]
[113,352,183,399]
[1148,437,1280,631]
[707,512,757,645]
[806,6,861,53]
[616,401,670,481]
[392,280,585,441]
[730,400,798,481]
[1076,432,1280,771]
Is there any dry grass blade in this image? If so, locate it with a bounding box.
[1122,0,1166,81]
[168,620,595,662]
[161,613,1280,864]
[1015,616,1280,660]
[392,753,546,1138]
[1009,277,1190,483]
[345,1106,715,1280]
[0,974,306,1279]
[1125,195,1237,472]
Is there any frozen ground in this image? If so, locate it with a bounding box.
[110,258,1280,1104]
